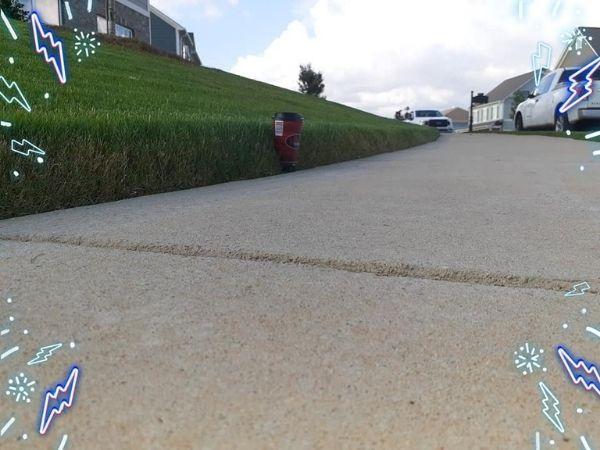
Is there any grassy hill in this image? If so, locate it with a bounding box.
[0,19,437,219]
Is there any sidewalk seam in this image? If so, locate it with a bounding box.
[0,234,589,293]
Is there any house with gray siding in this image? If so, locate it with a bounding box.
[469,26,599,132]
[23,0,200,64]
[150,6,201,64]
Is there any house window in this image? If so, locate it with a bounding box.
[97,16,107,34]
[496,104,501,120]
[115,23,133,38]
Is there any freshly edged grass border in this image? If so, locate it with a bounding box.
[1,116,437,219]
[0,19,437,219]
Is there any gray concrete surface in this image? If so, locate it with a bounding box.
[0,134,599,449]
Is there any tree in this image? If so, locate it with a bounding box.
[511,91,528,119]
[298,64,325,97]
[0,1,27,20]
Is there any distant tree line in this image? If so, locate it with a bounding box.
[1,0,27,20]
[395,107,412,121]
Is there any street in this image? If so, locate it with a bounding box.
[1,133,598,449]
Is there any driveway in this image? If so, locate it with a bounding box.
[0,133,598,449]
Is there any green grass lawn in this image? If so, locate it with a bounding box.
[0,20,437,219]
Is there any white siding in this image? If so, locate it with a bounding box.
[27,0,61,25]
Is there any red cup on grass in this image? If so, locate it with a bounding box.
[273,112,304,172]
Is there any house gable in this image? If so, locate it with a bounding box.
[556,27,600,68]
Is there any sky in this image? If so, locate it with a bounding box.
[152,0,600,118]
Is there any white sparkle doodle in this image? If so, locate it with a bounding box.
[580,436,594,450]
[6,372,36,404]
[1,299,21,361]
[587,327,600,340]
[74,29,100,63]
[514,343,546,375]
[0,416,15,437]
[562,28,594,56]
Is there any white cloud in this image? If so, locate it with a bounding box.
[231,0,600,117]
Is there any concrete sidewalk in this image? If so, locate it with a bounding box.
[1,134,598,449]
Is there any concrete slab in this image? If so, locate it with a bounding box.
[0,241,597,449]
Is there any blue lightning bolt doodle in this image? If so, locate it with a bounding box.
[557,346,600,399]
[565,282,591,297]
[532,43,552,86]
[538,381,565,434]
[87,0,93,13]
[560,57,600,114]
[27,343,63,366]
[10,139,46,163]
[31,12,67,84]
[0,76,31,112]
[39,366,80,435]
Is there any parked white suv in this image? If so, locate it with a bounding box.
[408,110,454,133]
[514,67,600,132]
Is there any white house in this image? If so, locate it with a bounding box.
[22,0,200,64]
[471,26,600,132]
[471,72,538,132]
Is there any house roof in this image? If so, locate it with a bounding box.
[150,5,185,31]
[486,71,536,103]
[579,27,600,53]
[566,27,600,55]
[443,107,469,122]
